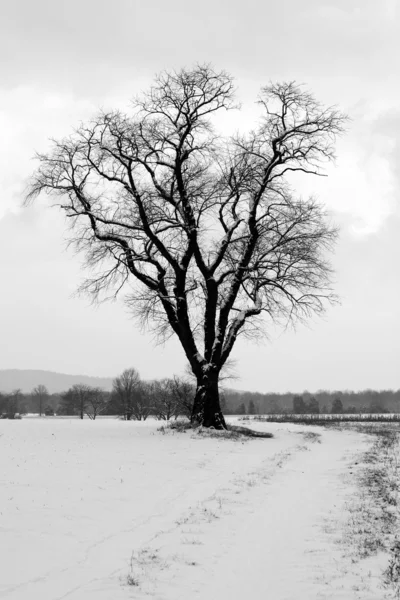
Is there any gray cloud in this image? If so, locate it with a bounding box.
[1,0,398,96]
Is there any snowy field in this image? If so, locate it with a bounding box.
[0,417,394,599]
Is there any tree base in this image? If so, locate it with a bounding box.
[190,376,228,430]
[191,410,227,430]
[191,403,228,430]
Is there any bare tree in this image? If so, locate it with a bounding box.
[4,389,25,418]
[145,376,195,420]
[131,382,153,421]
[0,392,7,417]
[75,384,92,420]
[32,384,49,417]
[112,368,141,420]
[169,376,195,419]
[60,384,92,419]
[150,379,179,420]
[27,65,346,429]
[85,387,109,420]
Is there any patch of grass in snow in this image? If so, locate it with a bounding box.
[227,424,273,438]
[158,420,273,440]
[126,573,140,586]
[182,536,203,545]
[383,540,400,597]
[158,419,192,434]
[126,547,167,589]
[295,431,322,443]
[194,426,246,441]
[166,419,193,432]
[176,511,197,526]
[242,414,400,423]
[339,424,400,594]
[176,504,220,526]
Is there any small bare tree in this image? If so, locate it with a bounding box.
[60,384,92,419]
[150,379,179,420]
[169,376,195,419]
[85,387,109,420]
[130,382,153,421]
[27,65,346,429]
[32,384,49,417]
[112,368,141,420]
[5,389,24,418]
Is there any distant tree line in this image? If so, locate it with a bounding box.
[2,378,399,419]
[0,369,195,420]
[0,385,64,418]
[222,389,400,416]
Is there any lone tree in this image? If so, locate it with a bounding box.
[85,387,109,420]
[27,65,346,429]
[60,384,92,419]
[32,384,49,417]
[112,368,144,420]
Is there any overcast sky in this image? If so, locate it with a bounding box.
[1,0,399,392]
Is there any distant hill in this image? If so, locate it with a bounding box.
[0,369,114,394]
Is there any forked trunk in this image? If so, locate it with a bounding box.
[191,370,227,430]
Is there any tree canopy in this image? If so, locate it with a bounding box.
[27,65,346,428]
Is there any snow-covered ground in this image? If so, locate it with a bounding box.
[0,417,389,599]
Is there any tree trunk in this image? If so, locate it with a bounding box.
[191,370,227,430]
